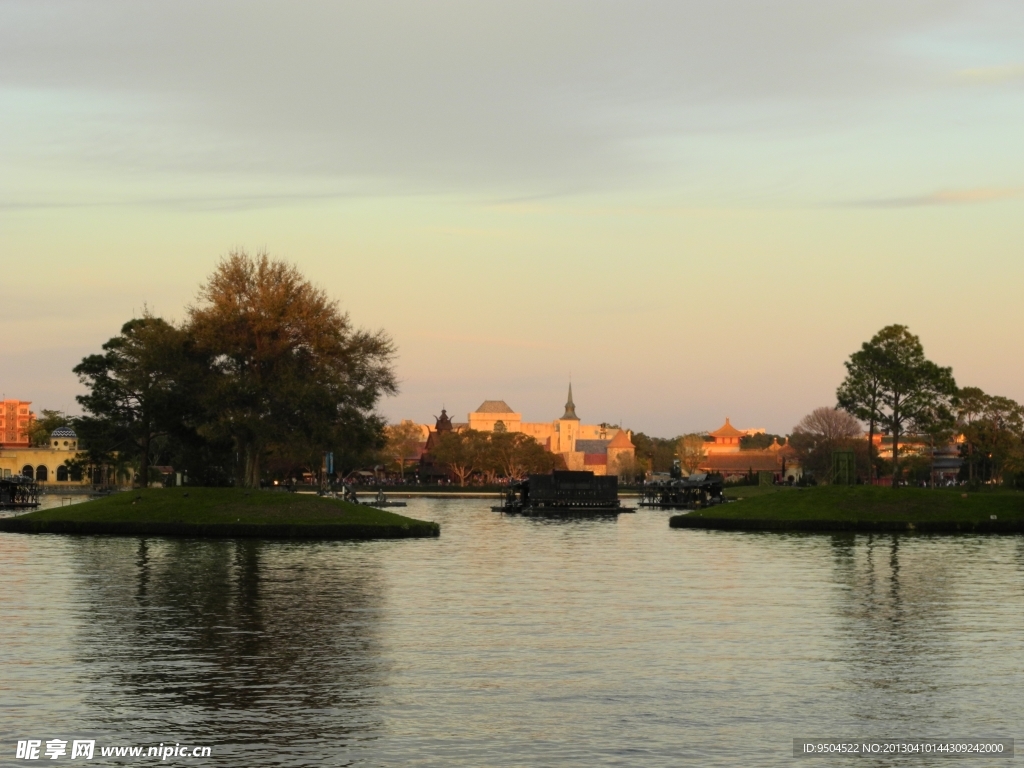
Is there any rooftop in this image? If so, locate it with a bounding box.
[474,400,516,414]
[709,418,744,439]
[607,430,633,449]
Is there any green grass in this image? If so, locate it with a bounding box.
[672,485,1024,533]
[1,487,439,539]
[723,484,795,499]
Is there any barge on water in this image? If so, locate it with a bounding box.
[639,467,726,510]
[360,488,408,508]
[494,470,633,515]
[0,475,41,511]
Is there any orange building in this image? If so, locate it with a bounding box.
[699,418,801,482]
[704,418,746,453]
[0,400,34,448]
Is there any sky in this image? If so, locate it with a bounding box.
[1,0,1022,436]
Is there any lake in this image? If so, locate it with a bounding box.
[2,498,1022,766]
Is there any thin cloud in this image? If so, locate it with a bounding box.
[0,190,387,213]
[953,63,1024,84]
[847,187,1023,208]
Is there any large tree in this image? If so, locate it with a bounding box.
[631,432,679,474]
[867,325,957,485]
[430,430,486,486]
[911,400,958,488]
[789,407,862,482]
[957,388,1024,484]
[383,420,425,475]
[490,431,556,480]
[26,409,71,447]
[837,341,887,482]
[676,434,707,475]
[955,386,989,483]
[187,251,396,487]
[74,315,186,488]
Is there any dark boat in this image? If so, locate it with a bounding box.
[360,488,408,508]
[639,466,726,510]
[494,470,633,515]
[0,475,41,511]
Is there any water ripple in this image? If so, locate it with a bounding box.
[2,499,1023,766]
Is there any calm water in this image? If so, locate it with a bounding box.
[2,499,1023,767]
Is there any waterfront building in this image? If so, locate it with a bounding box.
[698,418,800,482]
[0,426,86,485]
[700,437,801,482]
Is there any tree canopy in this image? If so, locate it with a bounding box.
[383,421,425,474]
[427,429,556,485]
[429,430,486,486]
[956,387,1024,485]
[837,340,887,481]
[26,409,71,447]
[187,251,397,487]
[73,316,188,487]
[72,251,397,488]
[789,407,863,482]
[867,325,957,483]
[676,434,707,474]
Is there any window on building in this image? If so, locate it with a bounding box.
[70,465,83,482]
[21,465,33,478]
[36,465,48,482]
[57,466,69,482]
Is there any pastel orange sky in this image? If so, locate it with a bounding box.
[2,1,1022,435]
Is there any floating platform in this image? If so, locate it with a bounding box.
[359,490,407,508]
[494,471,631,515]
[0,476,40,511]
[638,472,727,510]
[492,505,635,516]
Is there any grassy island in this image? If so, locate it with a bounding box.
[671,485,1024,534]
[0,487,439,540]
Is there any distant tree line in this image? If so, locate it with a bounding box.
[621,325,1024,489]
[69,251,396,488]
[952,387,1024,486]
[57,299,1024,491]
[426,430,561,486]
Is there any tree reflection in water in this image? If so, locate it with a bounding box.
[827,533,1014,736]
[69,537,385,765]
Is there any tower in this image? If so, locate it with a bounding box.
[561,383,579,421]
[556,383,580,453]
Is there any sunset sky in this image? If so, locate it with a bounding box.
[2,1,1022,435]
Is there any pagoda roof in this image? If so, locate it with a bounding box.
[474,400,516,414]
[607,430,633,449]
[709,418,744,438]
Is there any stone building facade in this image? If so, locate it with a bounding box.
[418,386,635,476]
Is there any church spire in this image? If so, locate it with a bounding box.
[561,383,579,421]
